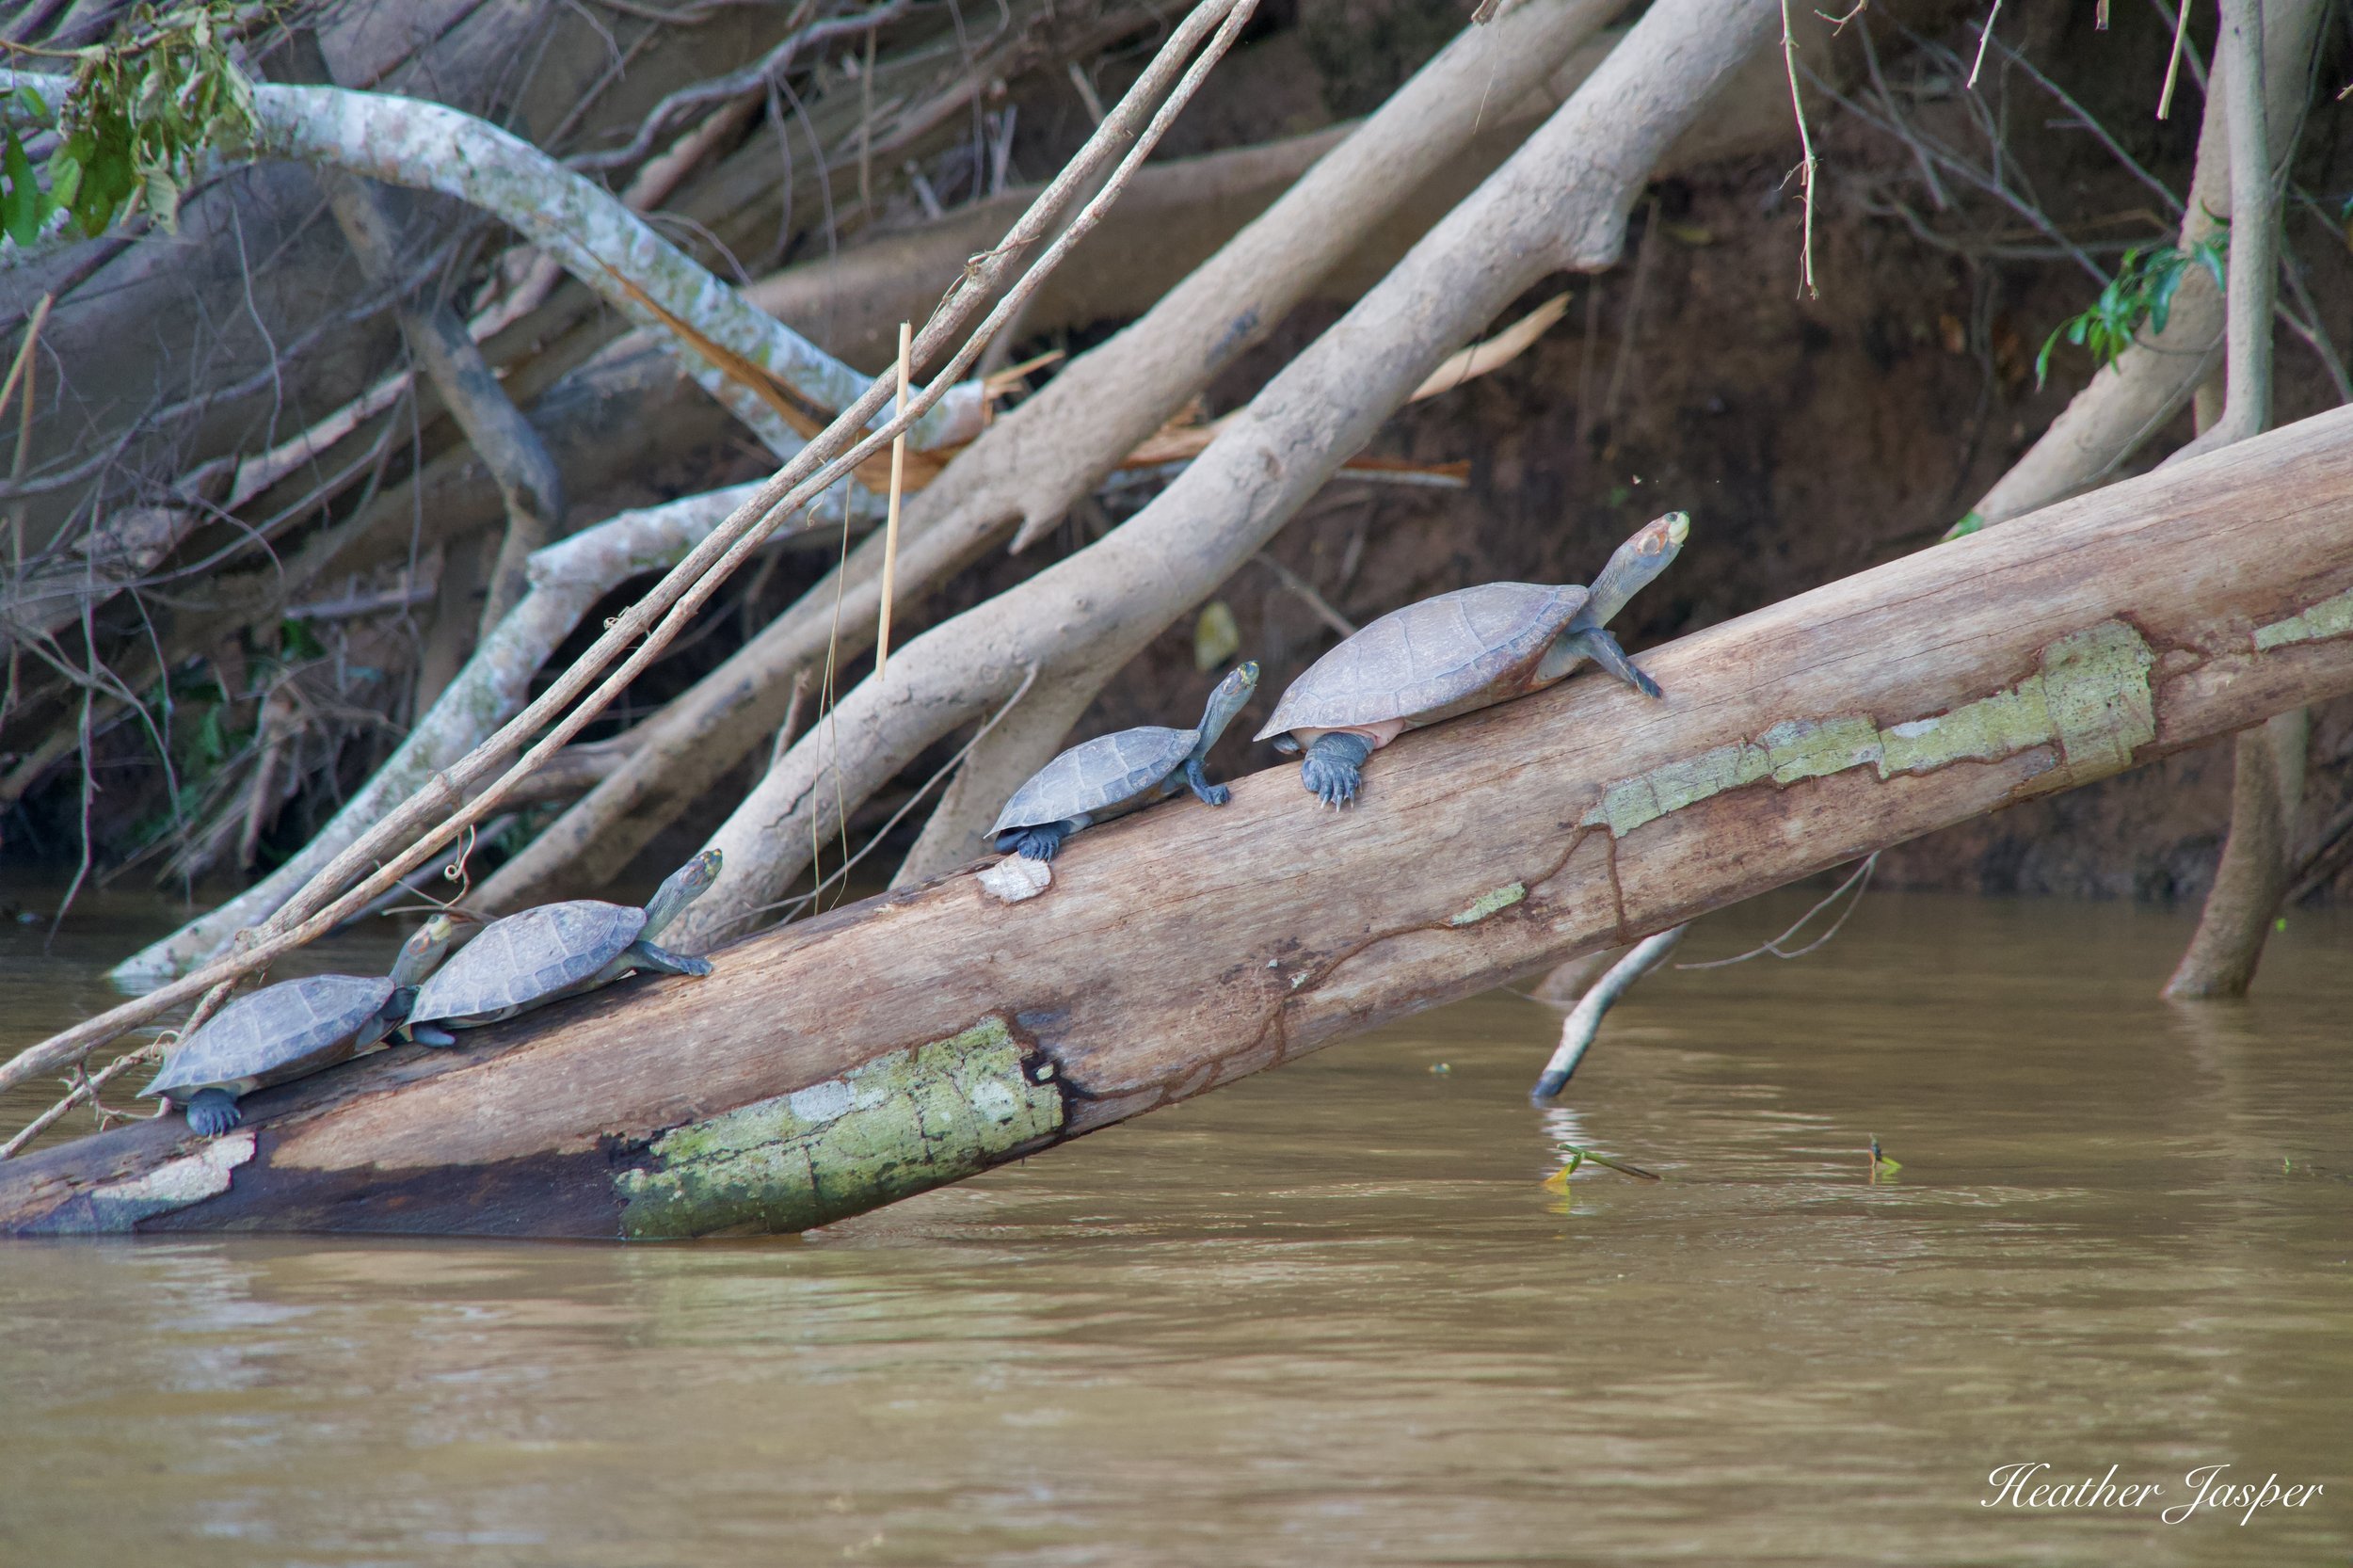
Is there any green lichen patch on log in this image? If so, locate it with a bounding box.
[1584,622,2157,838]
[2254,586,2353,651]
[1449,882,1527,925]
[614,1016,1063,1240]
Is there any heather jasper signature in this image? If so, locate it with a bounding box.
[1984,1464,2326,1525]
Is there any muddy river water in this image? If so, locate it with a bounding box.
[0,888,2346,1564]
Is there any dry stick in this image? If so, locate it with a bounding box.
[2159,0,2194,119]
[769,668,815,771]
[1530,850,1880,1100]
[2,292,50,568]
[0,1041,163,1160]
[0,0,1257,1106]
[761,661,1040,920]
[1779,0,1819,298]
[1677,852,1881,967]
[875,320,912,677]
[1253,552,1356,638]
[1529,923,1688,1099]
[1965,0,2004,90]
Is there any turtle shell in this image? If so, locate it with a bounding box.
[142,974,396,1098]
[1256,582,1589,740]
[408,900,645,1026]
[991,726,1197,835]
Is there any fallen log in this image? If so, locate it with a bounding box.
[6,407,2352,1236]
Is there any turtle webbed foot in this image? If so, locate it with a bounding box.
[1300,733,1372,808]
[1182,759,1231,808]
[1565,627,1663,699]
[632,939,712,979]
[1301,758,1356,808]
[184,1089,242,1137]
[1010,824,1068,861]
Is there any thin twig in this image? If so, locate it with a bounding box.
[875,321,912,677]
[1780,0,1820,297]
[1253,552,1355,638]
[2158,0,2193,119]
[0,1041,165,1160]
[2,291,51,567]
[1964,0,2004,90]
[1677,853,1879,968]
[756,662,1040,920]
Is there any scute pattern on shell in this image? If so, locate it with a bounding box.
[147,975,395,1094]
[1256,583,1588,737]
[991,726,1196,834]
[409,900,647,1023]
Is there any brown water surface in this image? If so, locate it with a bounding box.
[0,889,2346,1564]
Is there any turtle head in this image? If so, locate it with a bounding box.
[390,911,470,988]
[643,848,724,937]
[1193,661,1260,752]
[1582,511,1690,627]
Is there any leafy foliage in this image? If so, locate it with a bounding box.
[2034,232,2229,390]
[0,3,263,248]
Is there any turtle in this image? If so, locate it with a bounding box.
[991,661,1260,861]
[140,913,465,1137]
[402,849,722,1045]
[1256,512,1689,807]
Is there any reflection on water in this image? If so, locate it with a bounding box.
[0,891,2347,1565]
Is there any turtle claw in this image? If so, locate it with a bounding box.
[1299,733,1369,808]
[184,1089,242,1137]
[1012,825,1066,861]
[1302,760,1356,808]
[1200,783,1232,808]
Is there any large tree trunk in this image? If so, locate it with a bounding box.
[7,404,2351,1237]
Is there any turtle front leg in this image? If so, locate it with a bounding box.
[1558,627,1662,699]
[405,1022,462,1048]
[184,1088,243,1137]
[1182,758,1231,807]
[1300,732,1373,808]
[626,938,714,978]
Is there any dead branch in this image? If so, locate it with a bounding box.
[664,0,1782,949]
[39,0,1261,1086]
[476,0,1636,911]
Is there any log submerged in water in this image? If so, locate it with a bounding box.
[7,408,2353,1238]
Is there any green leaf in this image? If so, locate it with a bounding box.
[2146,260,2185,336]
[142,166,181,231]
[1942,511,1986,542]
[2034,326,2063,390]
[0,127,43,248]
[45,148,82,213]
